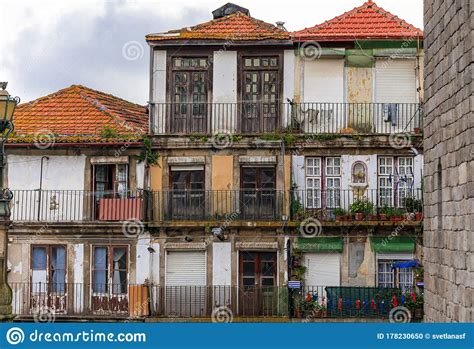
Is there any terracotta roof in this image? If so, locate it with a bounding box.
[293,1,423,42]
[10,85,148,144]
[146,12,289,42]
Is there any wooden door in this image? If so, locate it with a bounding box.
[241,167,276,219]
[239,252,277,316]
[171,68,208,133]
[170,170,205,220]
[241,57,280,133]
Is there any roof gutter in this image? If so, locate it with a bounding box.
[5,142,143,148]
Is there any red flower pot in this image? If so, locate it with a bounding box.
[415,212,423,221]
[355,213,363,221]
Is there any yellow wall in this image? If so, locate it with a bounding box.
[149,157,163,191]
[211,155,233,190]
[211,155,234,216]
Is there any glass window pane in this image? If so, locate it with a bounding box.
[32,247,47,270]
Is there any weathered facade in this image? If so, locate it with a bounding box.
[423,0,473,322]
[5,1,429,320]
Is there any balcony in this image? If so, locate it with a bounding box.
[10,283,422,320]
[9,189,423,224]
[150,102,422,136]
[10,190,145,222]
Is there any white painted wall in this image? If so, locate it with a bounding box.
[302,58,345,103]
[152,49,167,134]
[212,51,237,133]
[73,244,84,313]
[136,234,160,285]
[8,155,86,190]
[283,50,295,128]
[8,155,87,220]
[212,242,231,286]
[136,161,145,189]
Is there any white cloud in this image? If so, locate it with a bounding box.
[1,0,423,103]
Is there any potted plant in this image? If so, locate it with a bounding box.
[379,205,392,220]
[333,208,348,221]
[404,291,424,321]
[294,266,307,281]
[313,303,328,318]
[390,209,406,221]
[403,197,423,221]
[292,248,303,267]
[350,198,374,221]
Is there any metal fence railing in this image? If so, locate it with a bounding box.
[10,283,422,320]
[150,102,422,135]
[9,189,423,223]
[10,189,145,222]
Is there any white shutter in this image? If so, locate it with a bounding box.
[304,253,341,286]
[165,251,207,317]
[166,251,206,286]
[375,59,417,103]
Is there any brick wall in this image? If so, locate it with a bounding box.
[423,0,473,322]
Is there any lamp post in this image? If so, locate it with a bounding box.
[0,82,19,320]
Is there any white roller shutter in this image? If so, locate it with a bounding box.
[375,59,417,103]
[304,253,341,286]
[165,251,206,316]
[303,59,345,102]
[375,59,418,133]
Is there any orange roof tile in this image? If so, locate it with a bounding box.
[10,85,148,144]
[293,1,423,42]
[146,12,289,42]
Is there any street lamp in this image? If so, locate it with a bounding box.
[0,82,18,320]
[0,82,19,217]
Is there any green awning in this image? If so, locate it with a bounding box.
[296,237,343,253]
[370,237,416,253]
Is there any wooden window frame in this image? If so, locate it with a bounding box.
[237,51,284,133]
[30,245,67,290]
[91,245,129,295]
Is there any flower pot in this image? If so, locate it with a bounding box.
[391,216,403,222]
[414,127,421,134]
[292,260,301,267]
[379,214,387,221]
[355,213,363,221]
[415,212,423,221]
[368,214,378,221]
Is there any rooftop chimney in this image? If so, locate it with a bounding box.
[212,3,250,19]
[276,21,287,31]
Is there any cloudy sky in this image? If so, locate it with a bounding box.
[1,0,423,105]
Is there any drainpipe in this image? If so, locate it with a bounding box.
[37,156,49,221]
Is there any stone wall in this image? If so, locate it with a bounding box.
[423,0,473,322]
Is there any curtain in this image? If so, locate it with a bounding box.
[31,247,47,293]
[112,248,127,294]
[93,247,107,293]
[51,247,66,293]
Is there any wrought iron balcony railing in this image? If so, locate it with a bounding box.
[9,189,423,223]
[150,102,422,136]
[10,283,421,319]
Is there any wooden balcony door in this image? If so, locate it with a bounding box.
[241,56,280,133]
[170,57,209,134]
[170,169,205,220]
[241,167,276,219]
[239,252,277,316]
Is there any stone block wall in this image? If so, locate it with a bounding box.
[423,0,473,322]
